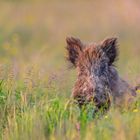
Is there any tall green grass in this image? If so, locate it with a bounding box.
[0,76,139,140]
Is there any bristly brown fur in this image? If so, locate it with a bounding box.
[66,36,137,115]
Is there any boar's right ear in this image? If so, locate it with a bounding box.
[66,37,83,66]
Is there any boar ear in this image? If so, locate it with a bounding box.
[101,37,118,65]
[66,37,83,66]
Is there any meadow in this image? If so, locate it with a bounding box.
[0,0,140,140]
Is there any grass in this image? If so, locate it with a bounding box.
[0,71,140,140]
[0,0,140,140]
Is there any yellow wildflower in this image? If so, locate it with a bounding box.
[136,89,140,94]
[133,109,138,113]
[104,115,108,119]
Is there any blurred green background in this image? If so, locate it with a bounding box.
[0,0,140,79]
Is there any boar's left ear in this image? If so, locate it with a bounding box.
[101,37,118,65]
